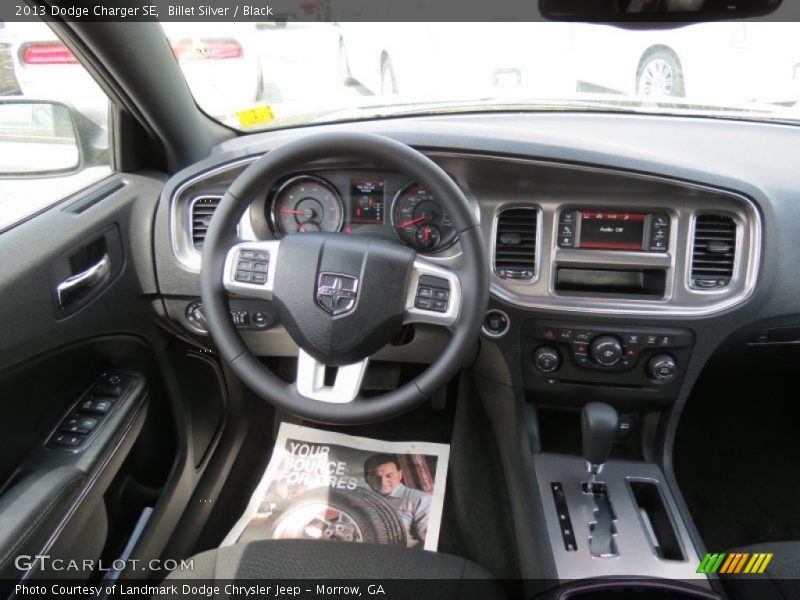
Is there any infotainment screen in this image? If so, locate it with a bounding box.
[350,179,385,224]
[578,211,645,251]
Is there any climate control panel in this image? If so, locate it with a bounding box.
[522,321,693,400]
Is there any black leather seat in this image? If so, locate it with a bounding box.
[722,542,800,600]
[166,540,504,600]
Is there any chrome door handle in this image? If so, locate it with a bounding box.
[56,254,111,308]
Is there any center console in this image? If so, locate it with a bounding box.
[534,403,710,589]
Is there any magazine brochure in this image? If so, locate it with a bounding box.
[221,423,450,552]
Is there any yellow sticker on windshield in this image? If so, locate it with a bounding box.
[236,105,275,127]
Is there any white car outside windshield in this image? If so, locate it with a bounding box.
[162,21,800,130]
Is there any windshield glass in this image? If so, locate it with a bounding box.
[162,22,800,130]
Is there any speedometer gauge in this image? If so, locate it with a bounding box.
[391,182,457,252]
[270,175,344,236]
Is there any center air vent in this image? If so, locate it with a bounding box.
[690,213,737,289]
[494,207,538,280]
[191,196,221,251]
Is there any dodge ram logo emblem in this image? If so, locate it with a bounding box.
[316,273,359,316]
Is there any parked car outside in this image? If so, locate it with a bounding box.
[337,23,577,100]
[571,22,800,104]
[2,21,264,121]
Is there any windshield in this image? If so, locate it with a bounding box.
[162,22,800,130]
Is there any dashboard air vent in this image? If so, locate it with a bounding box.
[191,196,221,251]
[690,214,737,289]
[494,207,538,280]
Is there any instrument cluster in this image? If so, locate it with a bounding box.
[266,170,457,253]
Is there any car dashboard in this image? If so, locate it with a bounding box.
[154,110,799,414]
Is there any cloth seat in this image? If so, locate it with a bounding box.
[722,541,800,600]
[166,539,504,600]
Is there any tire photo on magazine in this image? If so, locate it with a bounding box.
[247,487,408,546]
[225,424,450,552]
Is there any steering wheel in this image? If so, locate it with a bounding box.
[200,132,488,424]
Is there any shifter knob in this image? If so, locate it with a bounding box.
[581,402,619,479]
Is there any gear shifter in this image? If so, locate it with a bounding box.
[581,402,618,492]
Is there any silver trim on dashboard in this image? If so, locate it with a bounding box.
[490,204,543,285]
[684,210,746,296]
[443,153,761,317]
[170,157,259,272]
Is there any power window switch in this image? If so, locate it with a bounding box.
[61,416,99,434]
[51,433,85,448]
[79,398,113,415]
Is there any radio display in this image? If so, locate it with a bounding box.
[350,179,385,224]
[578,211,645,251]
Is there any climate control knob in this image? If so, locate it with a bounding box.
[648,354,677,383]
[590,336,624,366]
[533,347,561,373]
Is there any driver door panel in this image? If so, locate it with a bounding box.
[0,172,167,584]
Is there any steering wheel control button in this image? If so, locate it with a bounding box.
[482,310,510,338]
[534,347,561,373]
[432,299,448,311]
[590,336,624,367]
[415,275,450,313]
[648,354,678,383]
[415,297,432,310]
[233,248,271,285]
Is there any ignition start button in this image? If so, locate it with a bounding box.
[482,309,510,338]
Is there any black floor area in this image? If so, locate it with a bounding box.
[674,354,800,552]
[195,379,519,579]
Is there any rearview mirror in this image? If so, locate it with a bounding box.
[0,100,81,176]
[540,0,783,21]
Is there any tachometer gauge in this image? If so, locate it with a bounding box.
[392,183,456,252]
[270,175,344,237]
[392,182,457,252]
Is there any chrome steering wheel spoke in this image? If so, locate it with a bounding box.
[296,349,369,404]
[222,240,281,300]
[403,258,462,329]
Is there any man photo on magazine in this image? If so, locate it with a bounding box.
[222,424,449,552]
[364,453,433,548]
